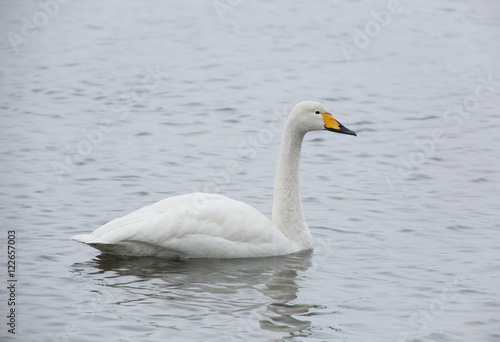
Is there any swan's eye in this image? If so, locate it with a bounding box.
[315,111,320,114]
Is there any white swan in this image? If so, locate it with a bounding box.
[71,101,356,258]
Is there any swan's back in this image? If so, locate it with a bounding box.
[72,193,295,258]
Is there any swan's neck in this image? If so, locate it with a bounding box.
[272,121,313,250]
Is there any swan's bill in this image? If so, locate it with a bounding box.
[320,113,357,136]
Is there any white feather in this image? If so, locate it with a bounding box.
[71,101,356,258]
[73,193,294,258]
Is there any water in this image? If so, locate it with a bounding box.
[1,0,499,341]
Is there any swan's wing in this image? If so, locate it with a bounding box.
[72,193,292,258]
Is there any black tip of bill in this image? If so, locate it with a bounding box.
[326,122,357,136]
[340,123,357,136]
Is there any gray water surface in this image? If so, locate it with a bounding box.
[1,0,500,341]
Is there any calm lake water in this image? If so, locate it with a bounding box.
[1,0,500,341]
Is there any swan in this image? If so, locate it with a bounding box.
[71,101,356,258]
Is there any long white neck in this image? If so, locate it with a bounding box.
[272,120,313,250]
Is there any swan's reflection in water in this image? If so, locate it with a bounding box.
[71,251,331,340]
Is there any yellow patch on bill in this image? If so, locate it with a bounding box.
[321,113,340,130]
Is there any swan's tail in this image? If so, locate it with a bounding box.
[71,234,120,254]
[71,234,182,257]
[71,234,110,245]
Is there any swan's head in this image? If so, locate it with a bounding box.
[290,101,356,136]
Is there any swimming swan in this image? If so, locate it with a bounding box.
[71,101,356,258]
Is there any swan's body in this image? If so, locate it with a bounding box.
[72,101,356,258]
[73,193,296,258]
